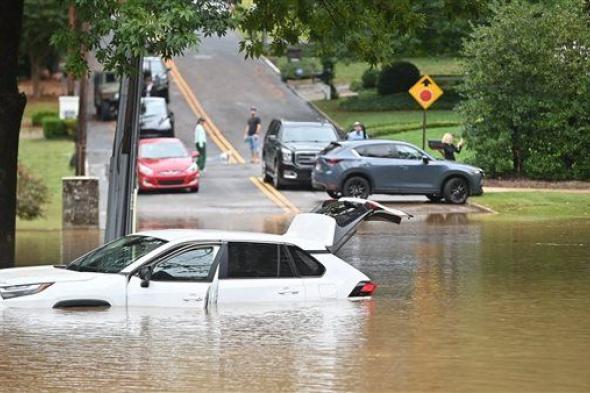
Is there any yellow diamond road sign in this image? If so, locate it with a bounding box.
[409,75,443,110]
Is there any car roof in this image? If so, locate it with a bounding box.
[143,56,163,62]
[135,229,325,250]
[139,137,182,145]
[279,120,333,127]
[142,96,166,104]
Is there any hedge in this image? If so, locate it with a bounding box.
[340,89,462,111]
[31,110,59,127]
[42,117,69,139]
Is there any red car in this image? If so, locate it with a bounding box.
[137,138,200,192]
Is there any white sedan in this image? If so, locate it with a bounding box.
[0,199,410,309]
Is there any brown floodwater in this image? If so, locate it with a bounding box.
[6,216,590,392]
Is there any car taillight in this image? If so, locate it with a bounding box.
[349,281,377,297]
[325,158,342,166]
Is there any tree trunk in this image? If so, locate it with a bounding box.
[0,0,26,268]
[30,54,42,99]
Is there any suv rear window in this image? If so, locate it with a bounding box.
[288,247,325,277]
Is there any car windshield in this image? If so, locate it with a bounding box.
[282,125,338,143]
[104,73,117,83]
[140,142,187,159]
[141,100,166,117]
[66,235,166,273]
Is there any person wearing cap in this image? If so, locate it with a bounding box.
[347,121,368,141]
[244,106,262,163]
[194,117,207,171]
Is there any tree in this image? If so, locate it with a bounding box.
[21,0,67,99]
[1,0,427,268]
[459,0,590,179]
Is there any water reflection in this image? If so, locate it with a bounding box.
[7,218,590,392]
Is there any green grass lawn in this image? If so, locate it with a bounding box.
[335,57,462,85]
[475,192,590,220]
[17,138,75,230]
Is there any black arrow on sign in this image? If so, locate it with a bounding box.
[422,78,431,87]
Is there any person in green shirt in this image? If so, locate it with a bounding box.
[194,117,207,171]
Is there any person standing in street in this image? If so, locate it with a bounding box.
[194,117,207,171]
[244,106,261,163]
[347,121,368,141]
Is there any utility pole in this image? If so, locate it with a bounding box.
[104,56,143,242]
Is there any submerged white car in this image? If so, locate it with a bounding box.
[0,199,410,309]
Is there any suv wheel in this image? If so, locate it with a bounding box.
[342,176,370,199]
[443,177,469,204]
[99,101,110,121]
[262,161,272,183]
[273,161,284,190]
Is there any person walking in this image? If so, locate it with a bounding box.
[244,106,261,163]
[347,121,368,141]
[194,117,207,171]
[441,132,464,161]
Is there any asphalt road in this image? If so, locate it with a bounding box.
[88,32,482,233]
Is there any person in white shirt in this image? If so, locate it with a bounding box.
[347,121,368,141]
[194,117,207,171]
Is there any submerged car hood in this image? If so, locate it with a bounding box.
[0,266,100,287]
[139,157,192,173]
[282,141,333,151]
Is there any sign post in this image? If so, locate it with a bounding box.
[409,75,443,149]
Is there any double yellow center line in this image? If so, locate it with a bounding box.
[168,58,299,215]
[167,60,245,164]
[249,177,299,214]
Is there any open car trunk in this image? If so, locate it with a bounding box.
[285,198,411,253]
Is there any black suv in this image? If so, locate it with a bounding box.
[262,119,340,188]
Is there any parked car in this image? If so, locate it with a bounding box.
[0,199,410,309]
[93,71,119,121]
[262,119,340,189]
[139,97,175,138]
[137,138,199,192]
[312,140,484,204]
[143,56,170,102]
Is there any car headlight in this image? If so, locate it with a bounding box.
[281,148,293,164]
[138,164,154,176]
[0,283,53,300]
[185,163,198,173]
[114,93,119,100]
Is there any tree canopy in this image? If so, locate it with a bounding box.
[460,0,590,179]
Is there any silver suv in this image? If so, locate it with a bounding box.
[312,140,484,204]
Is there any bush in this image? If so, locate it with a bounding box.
[42,116,68,139]
[31,110,58,127]
[377,62,420,96]
[17,164,50,220]
[278,57,322,80]
[339,89,461,111]
[349,80,362,92]
[64,119,78,139]
[361,68,380,89]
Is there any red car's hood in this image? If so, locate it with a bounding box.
[139,157,192,173]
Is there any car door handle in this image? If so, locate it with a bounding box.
[277,288,299,295]
[183,295,203,302]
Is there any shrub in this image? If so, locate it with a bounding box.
[377,62,420,96]
[31,110,58,126]
[349,80,362,92]
[361,68,379,89]
[42,117,68,139]
[17,164,50,220]
[339,89,461,111]
[64,119,78,139]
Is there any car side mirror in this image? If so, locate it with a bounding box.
[138,266,152,288]
[422,155,430,164]
[168,111,174,120]
[267,134,276,142]
[191,150,199,159]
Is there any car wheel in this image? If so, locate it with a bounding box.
[342,176,370,199]
[426,194,443,203]
[262,162,272,183]
[443,177,469,204]
[327,190,341,199]
[99,101,110,121]
[164,89,170,103]
[273,161,283,190]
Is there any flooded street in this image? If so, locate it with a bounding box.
[6,216,590,392]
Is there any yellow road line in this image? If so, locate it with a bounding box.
[259,181,300,213]
[166,60,246,164]
[249,176,294,214]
